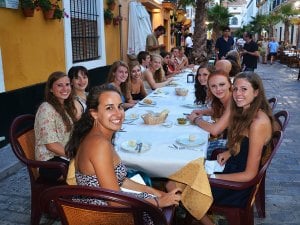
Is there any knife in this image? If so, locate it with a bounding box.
[138,143,143,153]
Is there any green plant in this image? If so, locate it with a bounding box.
[20,0,35,9]
[53,4,67,20]
[104,8,114,20]
[107,0,116,5]
[37,0,67,20]
[37,0,52,11]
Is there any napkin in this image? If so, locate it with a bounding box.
[169,158,213,220]
[204,160,225,175]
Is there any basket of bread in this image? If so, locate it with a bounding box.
[175,88,189,96]
[141,109,169,125]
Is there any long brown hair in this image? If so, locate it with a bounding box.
[227,72,274,155]
[207,69,232,119]
[44,71,77,132]
[107,60,131,101]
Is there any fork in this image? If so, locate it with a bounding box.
[173,144,185,150]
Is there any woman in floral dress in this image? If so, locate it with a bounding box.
[34,71,80,181]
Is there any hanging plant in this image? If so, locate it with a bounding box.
[20,0,36,17]
[113,16,122,26]
[104,8,114,25]
[37,0,67,20]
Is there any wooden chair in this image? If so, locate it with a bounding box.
[254,110,290,218]
[206,131,283,225]
[41,185,175,225]
[9,114,68,225]
[268,97,277,111]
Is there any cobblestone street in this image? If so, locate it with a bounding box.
[0,62,299,225]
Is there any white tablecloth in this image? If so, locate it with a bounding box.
[115,70,210,178]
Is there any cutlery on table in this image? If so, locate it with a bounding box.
[138,143,143,153]
[172,144,185,150]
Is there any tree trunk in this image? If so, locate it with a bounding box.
[269,25,274,38]
[192,0,209,65]
[284,21,290,42]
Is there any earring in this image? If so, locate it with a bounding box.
[94,119,99,128]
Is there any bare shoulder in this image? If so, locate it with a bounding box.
[250,110,272,138]
[82,134,112,156]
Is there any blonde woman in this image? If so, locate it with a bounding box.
[129,61,147,100]
[143,54,173,93]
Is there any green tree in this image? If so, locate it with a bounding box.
[264,13,281,38]
[178,0,208,64]
[249,14,268,39]
[207,4,233,40]
[179,0,233,64]
[192,0,209,64]
[277,3,300,42]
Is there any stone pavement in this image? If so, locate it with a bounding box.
[0,62,299,225]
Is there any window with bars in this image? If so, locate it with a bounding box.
[70,0,100,63]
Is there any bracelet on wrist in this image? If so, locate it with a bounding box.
[154,197,159,208]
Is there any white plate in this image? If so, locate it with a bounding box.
[153,89,169,95]
[167,82,179,87]
[124,113,139,121]
[162,121,173,128]
[120,141,151,153]
[139,100,157,106]
[176,135,206,147]
[181,104,201,109]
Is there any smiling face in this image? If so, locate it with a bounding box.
[50,76,71,104]
[150,56,162,71]
[131,65,142,80]
[91,91,125,132]
[197,68,210,86]
[114,66,129,85]
[71,70,88,92]
[233,78,258,109]
[208,74,231,100]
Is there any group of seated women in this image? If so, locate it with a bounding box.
[34,54,275,224]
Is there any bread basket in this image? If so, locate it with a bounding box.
[175,88,189,96]
[141,109,169,125]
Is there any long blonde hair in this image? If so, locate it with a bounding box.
[150,54,165,82]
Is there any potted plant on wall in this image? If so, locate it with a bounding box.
[104,9,114,25]
[37,0,55,19]
[20,0,36,17]
[37,0,65,20]
[107,0,116,11]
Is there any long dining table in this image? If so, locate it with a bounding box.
[114,69,210,178]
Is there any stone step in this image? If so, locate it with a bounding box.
[0,144,24,181]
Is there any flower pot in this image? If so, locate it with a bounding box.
[113,16,122,26]
[22,8,35,17]
[43,7,55,20]
[108,2,116,11]
[105,18,112,25]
